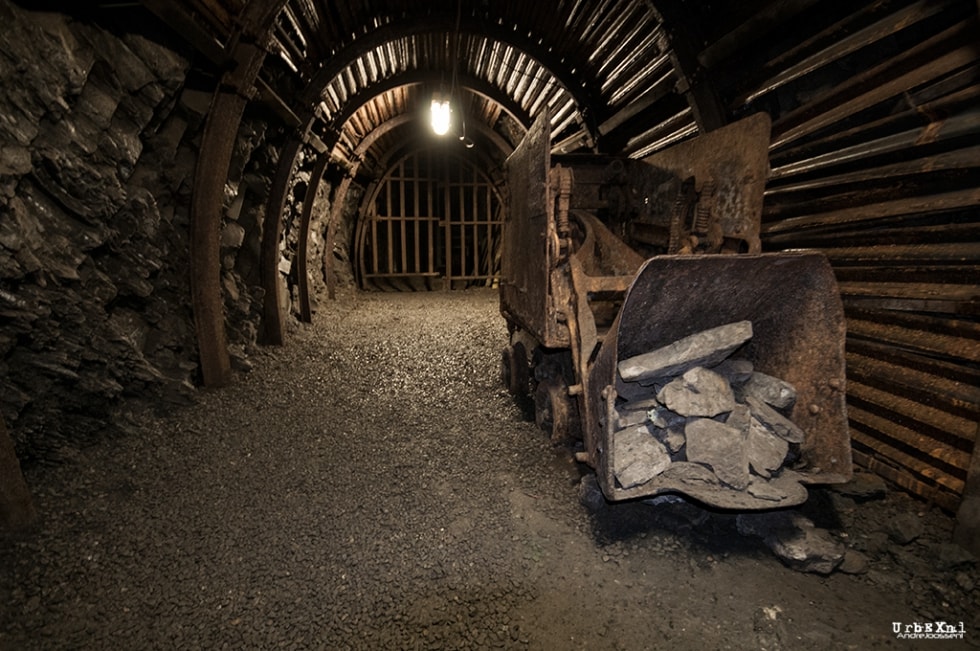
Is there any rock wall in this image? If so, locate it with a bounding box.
[0,3,274,463]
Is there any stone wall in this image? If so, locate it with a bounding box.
[0,2,274,464]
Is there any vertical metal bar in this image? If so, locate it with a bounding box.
[428,149,435,275]
[458,165,466,281]
[414,152,421,273]
[386,178,394,274]
[483,182,493,278]
[470,165,482,276]
[399,160,407,274]
[444,154,452,286]
[371,215,379,275]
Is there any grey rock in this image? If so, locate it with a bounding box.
[657,366,735,418]
[660,461,720,486]
[648,404,685,430]
[713,358,754,385]
[838,549,870,575]
[829,472,887,501]
[742,372,797,410]
[0,145,32,175]
[653,426,686,454]
[737,512,845,574]
[685,418,749,490]
[618,320,753,383]
[745,396,805,444]
[613,425,672,489]
[578,474,607,511]
[746,417,789,478]
[725,402,751,432]
[746,478,789,502]
[615,395,661,412]
[221,222,246,249]
[936,542,976,571]
[885,512,924,545]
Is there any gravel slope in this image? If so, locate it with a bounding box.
[1,289,977,650]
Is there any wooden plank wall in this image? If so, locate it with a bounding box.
[706,0,980,511]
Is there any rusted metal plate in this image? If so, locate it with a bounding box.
[587,252,851,509]
[639,112,771,254]
[500,110,571,347]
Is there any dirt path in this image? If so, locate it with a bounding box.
[1,290,976,649]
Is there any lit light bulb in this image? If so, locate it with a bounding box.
[430,98,451,136]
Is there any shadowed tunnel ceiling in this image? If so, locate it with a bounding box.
[145,0,714,166]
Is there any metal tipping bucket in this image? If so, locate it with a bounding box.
[586,251,851,509]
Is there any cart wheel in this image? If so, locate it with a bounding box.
[535,378,571,444]
[501,343,529,396]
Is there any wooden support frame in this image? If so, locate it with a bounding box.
[260,137,304,345]
[648,0,728,133]
[190,42,267,386]
[186,0,283,386]
[296,152,331,322]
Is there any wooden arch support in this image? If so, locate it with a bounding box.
[188,0,284,386]
[259,137,304,345]
[297,153,331,321]
[646,0,728,132]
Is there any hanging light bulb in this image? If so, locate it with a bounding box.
[430,97,451,136]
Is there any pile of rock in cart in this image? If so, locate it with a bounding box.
[612,320,804,498]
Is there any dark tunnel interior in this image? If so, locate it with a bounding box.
[0,1,979,647]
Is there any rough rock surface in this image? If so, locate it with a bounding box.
[737,511,845,575]
[741,371,797,410]
[656,366,735,417]
[745,396,805,444]
[618,320,752,383]
[0,291,978,650]
[684,417,749,490]
[0,1,298,465]
[612,425,672,489]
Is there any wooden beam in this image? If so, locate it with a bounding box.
[648,0,727,132]
[260,137,304,345]
[0,412,35,531]
[296,152,330,321]
[189,0,284,386]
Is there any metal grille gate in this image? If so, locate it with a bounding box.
[356,150,505,291]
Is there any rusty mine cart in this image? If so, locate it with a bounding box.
[499,111,852,510]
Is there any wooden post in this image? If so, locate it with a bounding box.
[953,421,980,556]
[260,136,303,345]
[296,152,330,321]
[187,0,282,386]
[0,413,36,531]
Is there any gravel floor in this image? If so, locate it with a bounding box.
[1,289,978,650]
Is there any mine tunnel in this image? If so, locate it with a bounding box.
[1,0,979,648]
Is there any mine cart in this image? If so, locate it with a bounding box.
[499,111,852,510]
